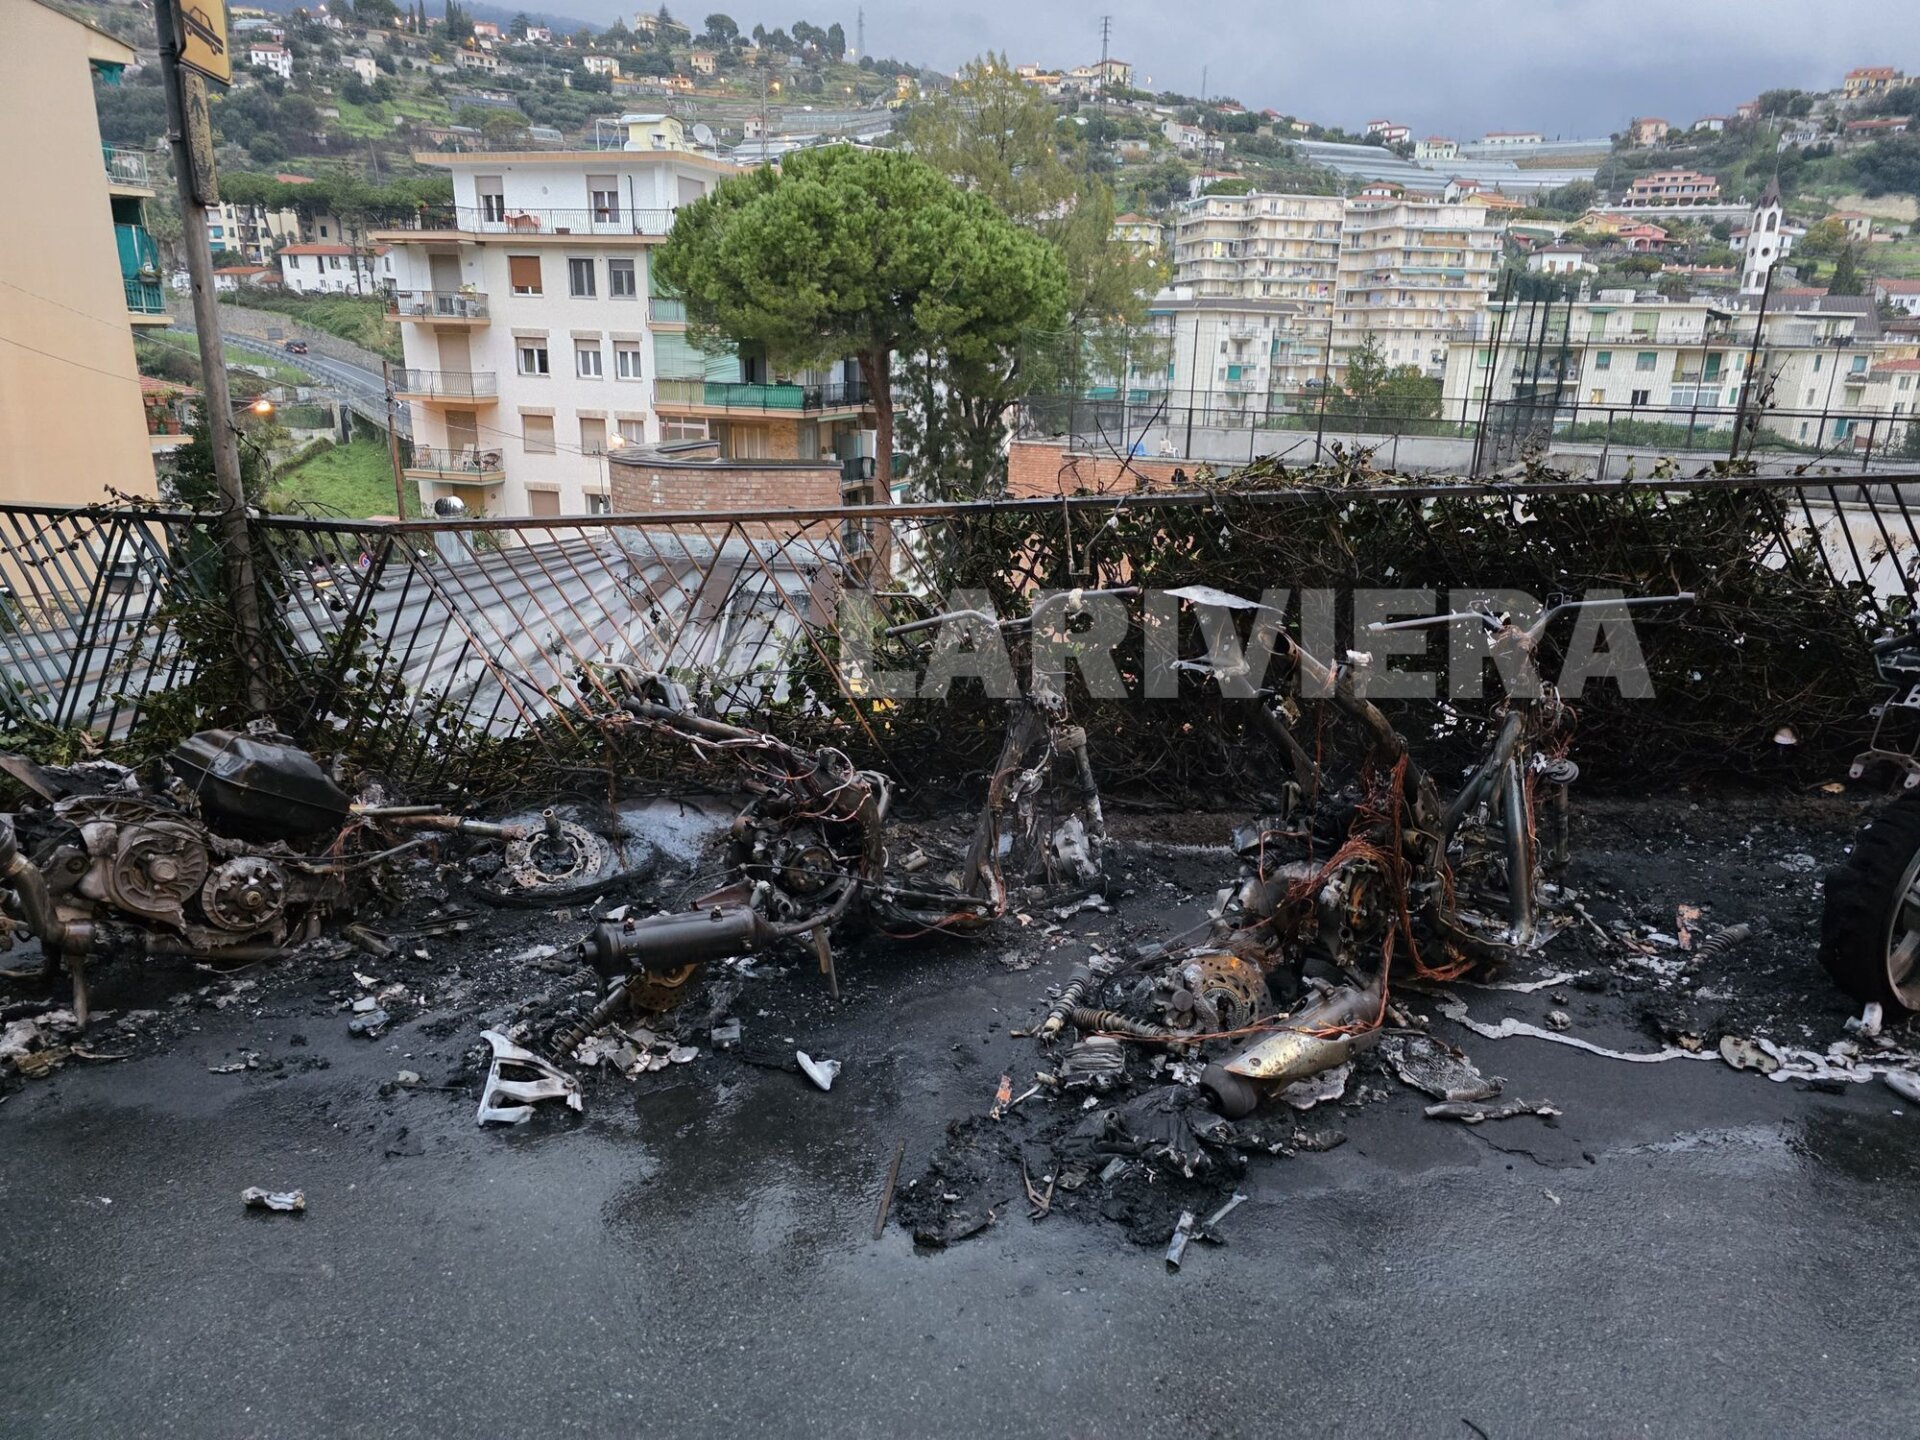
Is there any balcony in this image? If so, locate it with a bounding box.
[103,146,152,191]
[124,276,167,319]
[378,205,677,239]
[389,290,489,324]
[648,296,687,324]
[116,222,166,323]
[652,378,872,413]
[391,369,498,402]
[404,446,506,485]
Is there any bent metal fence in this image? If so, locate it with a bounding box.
[1,472,1916,802]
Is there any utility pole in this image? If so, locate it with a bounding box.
[855,7,864,63]
[1098,14,1111,104]
[1729,261,1776,464]
[153,0,271,713]
[383,361,408,518]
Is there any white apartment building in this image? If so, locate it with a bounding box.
[248,43,293,79]
[582,54,620,78]
[1333,198,1498,377]
[205,200,301,263]
[1172,191,1498,381]
[375,119,876,517]
[1440,291,1897,449]
[277,242,390,294]
[1142,289,1317,416]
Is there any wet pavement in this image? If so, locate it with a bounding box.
[6,796,1920,1437]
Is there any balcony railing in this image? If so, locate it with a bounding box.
[390,370,498,400]
[386,205,677,237]
[405,446,505,479]
[124,277,166,315]
[653,378,872,412]
[648,296,687,323]
[389,290,489,322]
[103,146,151,187]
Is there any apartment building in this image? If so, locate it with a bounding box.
[205,200,301,263]
[1171,192,1344,375]
[1,0,165,503]
[375,116,876,517]
[1842,66,1903,100]
[1440,290,1896,449]
[1333,198,1499,376]
[1625,169,1721,204]
[1172,191,1498,380]
[1142,290,1317,416]
[277,242,391,294]
[248,42,293,79]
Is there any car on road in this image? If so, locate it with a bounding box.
[284,340,309,355]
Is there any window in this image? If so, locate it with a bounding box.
[661,418,708,441]
[579,416,607,455]
[522,414,555,453]
[1814,354,1824,373]
[608,258,637,298]
[328,255,342,270]
[616,418,647,445]
[568,258,595,298]
[589,176,619,223]
[527,488,561,518]
[586,492,611,515]
[1851,355,1868,374]
[1634,352,1657,372]
[478,177,506,223]
[1594,350,1612,371]
[319,223,329,238]
[575,342,603,378]
[1630,388,1651,406]
[508,255,542,296]
[1589,388,1605,404]
[614,342,643,380]
[517,341,550,376]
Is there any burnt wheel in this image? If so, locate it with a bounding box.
[1820,792,1920,1013]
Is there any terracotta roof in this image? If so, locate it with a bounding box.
[1877,279,1920,293]
[1873,359,1920,372]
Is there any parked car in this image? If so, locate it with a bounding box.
[284,340,309,355]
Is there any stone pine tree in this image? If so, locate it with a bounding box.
[655,146,1066,498]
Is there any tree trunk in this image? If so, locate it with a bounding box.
[859,345,892,502]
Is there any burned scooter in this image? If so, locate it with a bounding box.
[1040,588,1690,1118]
[549,603,1125,1063]
[0,728,519,1024]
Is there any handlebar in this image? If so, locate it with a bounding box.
[1367,593,1693,645]
[883,587,1141,639]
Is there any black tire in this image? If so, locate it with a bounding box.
[1200,1063,1261,1119]
[1820,791,1920,1013]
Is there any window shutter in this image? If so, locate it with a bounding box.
[509,255,542,292]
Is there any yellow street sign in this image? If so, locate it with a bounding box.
[175,0,232,87]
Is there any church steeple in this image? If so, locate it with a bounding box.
[1743,178,1786,296]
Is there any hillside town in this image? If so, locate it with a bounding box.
[8,0,1920,514]
[9,0,1920,1433]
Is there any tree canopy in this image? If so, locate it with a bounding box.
[656,146,1067,496]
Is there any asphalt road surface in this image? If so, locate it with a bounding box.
[4,796,1919,1438]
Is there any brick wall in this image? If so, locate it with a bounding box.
[1006,440,1197,498]
[609,457,843,535]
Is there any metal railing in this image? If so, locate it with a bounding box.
[389,290,489,321]
[404,446,505,478]
[3,472,1919,792]
[648,296,687,323]
[103,146,151,187]
[124,277,167,315]
[384,205,678,237]
[390,369,498,400]
[653,378,872,412]
[1030,391,1920,479]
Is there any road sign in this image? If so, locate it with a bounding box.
[175,0,232,87]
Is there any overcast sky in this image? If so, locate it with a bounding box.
[585,1,1920,138]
